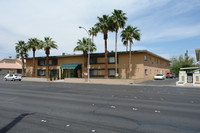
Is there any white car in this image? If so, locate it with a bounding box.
[154,74,165,80]
[4,74,22,81]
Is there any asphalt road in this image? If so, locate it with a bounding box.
[0,78,200,133]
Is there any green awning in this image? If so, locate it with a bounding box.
[60,64,82,69]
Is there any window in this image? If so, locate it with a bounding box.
[51,59,58,65]
[145,69,148,76]
[38,59,46,66]
[90,69,104,77]
[108,57,115,63]
[144,55,148,61]
[50,69,58,76]
[108,69,115,76]
[38,59,57,66]
[90,69,98,76]
[38,70,45,76]
[90,57,97,64]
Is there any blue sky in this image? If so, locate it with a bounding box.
[0,0,200,61]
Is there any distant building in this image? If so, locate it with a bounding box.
[176,49,200,86]
[26,50,170,81]
[0,58,23,75]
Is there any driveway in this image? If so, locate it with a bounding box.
[137,78,178,86]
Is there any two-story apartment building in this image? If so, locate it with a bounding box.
[26,50,170,80]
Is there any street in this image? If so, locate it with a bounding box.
[0,78,200,133]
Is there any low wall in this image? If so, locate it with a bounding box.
[64,78,145,85]
[22,77,146,85]
[22,77,48,82]
[193,73,200,86]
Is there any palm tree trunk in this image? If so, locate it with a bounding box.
[46,54,49,79]
[129,42,132,79]
[21,55,25,77]
[104,33,108,78]
[115,31,118,78]
[32,48,36,77]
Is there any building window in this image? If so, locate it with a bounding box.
[38,70,45,76]
[38,58,57,66]
[144,55,148,61]
[108,57,115,64]
[90,57,97,64]
[90,69,98,76]
[145,69,148,76]
[51,59,58,66]
[108,69,115,76]
[90,69,104,77]
[50,69,58,76]
[38,59,46,66]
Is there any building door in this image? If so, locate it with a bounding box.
[63,69,78,78]
[187,73,193,83]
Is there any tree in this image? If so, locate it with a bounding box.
[170,55,196,75]
[74,37,96,78]
[27,38,42,77]
[95,15,114,78]
[121,26,141,78]
[111,9,127,78]
[89,26,99,44]
[15,41,28,77]
[41,37,58,79]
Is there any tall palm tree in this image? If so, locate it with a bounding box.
[121,26,141,78]
[74,37,96,78]
[89,26,99,44]
[111,9,127,78]
[41,37,58,78]
[15,41,28,77]
[27,38,42,77]
[95,15,114,78]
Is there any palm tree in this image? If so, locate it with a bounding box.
[95,15,114,78]
[111,9,127,78]
[27,38,42,77]
[41,37,58,78]
[121,26,141,78]
[74,37,96,78]
[15,41,28,77]
[89,26,99,44]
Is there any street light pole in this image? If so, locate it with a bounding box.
[79,26,90,82]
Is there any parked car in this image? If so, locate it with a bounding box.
[154,74,165,80]
[166,72,175,78]
[4,74,22,81]
[172,73,176,78]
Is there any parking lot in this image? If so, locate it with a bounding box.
[137,78,178,86]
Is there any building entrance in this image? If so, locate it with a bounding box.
[187,73,193,83]
[60,64,82,78]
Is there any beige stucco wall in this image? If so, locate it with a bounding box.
[26,59,33,77]
[143,53,170,80]
[118,53,144,79]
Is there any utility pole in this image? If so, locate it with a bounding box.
[185,50,188,66]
